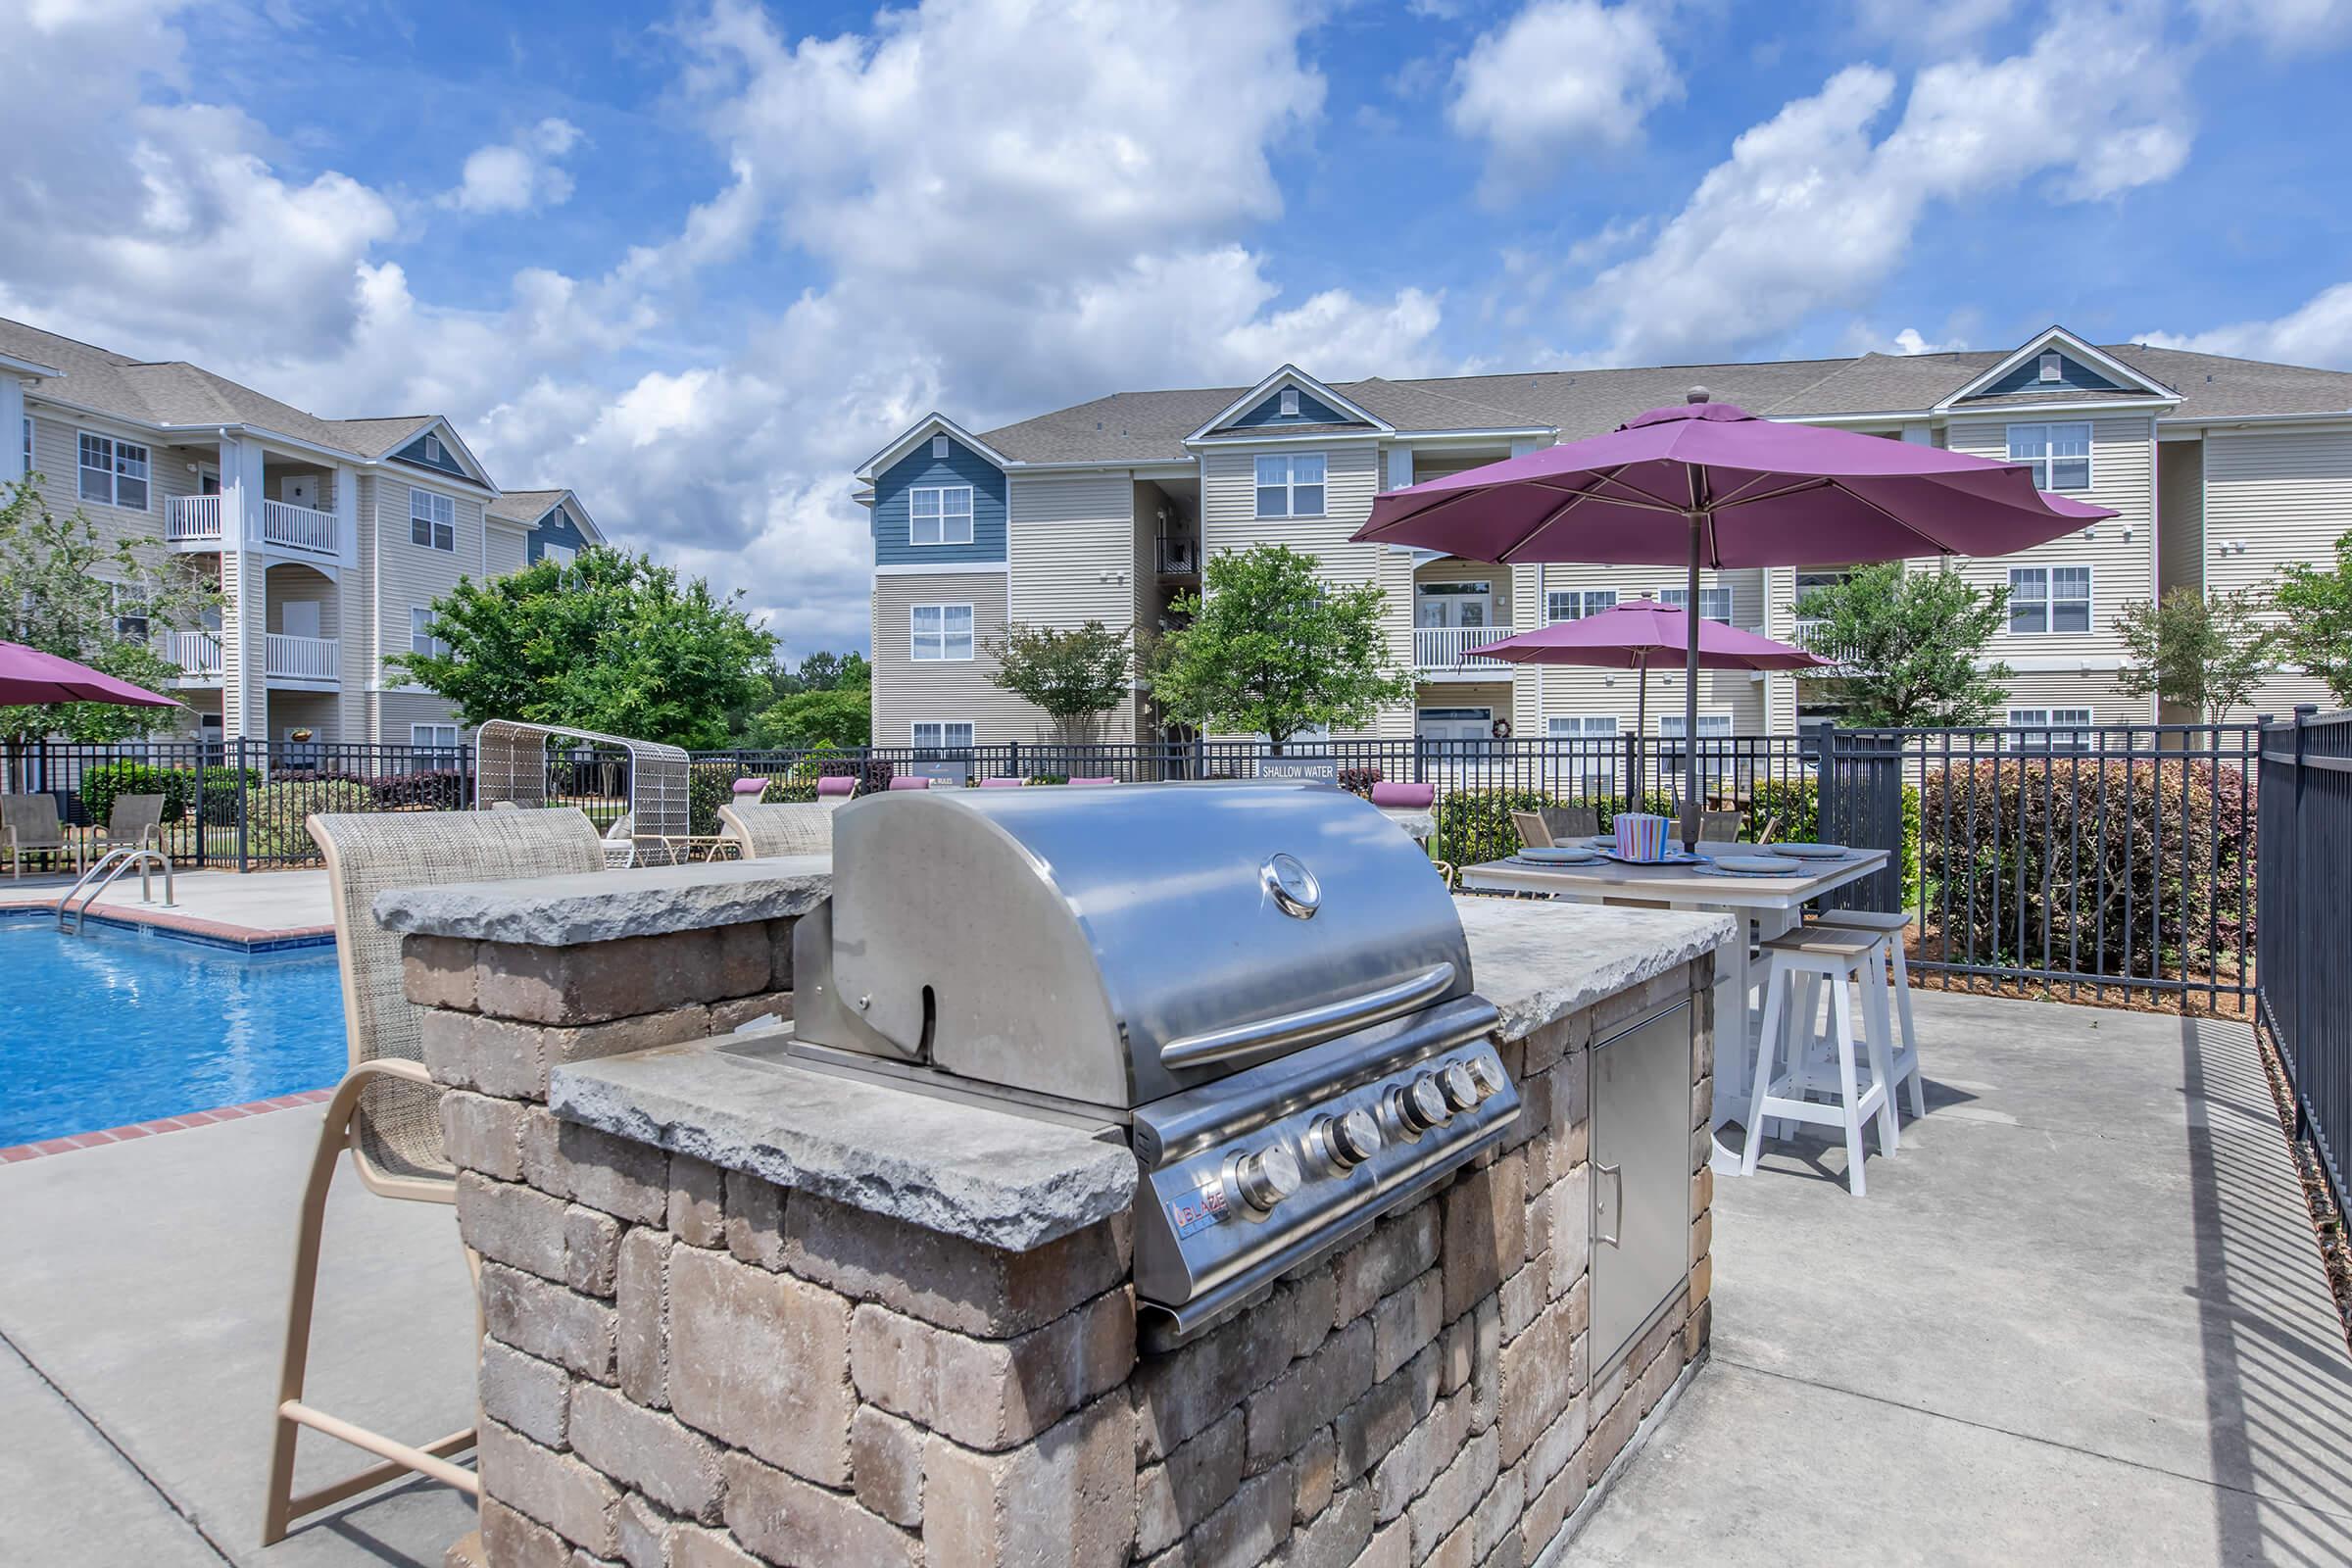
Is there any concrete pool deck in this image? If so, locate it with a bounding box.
[2,991,2346,1564]
[0,866,332,941]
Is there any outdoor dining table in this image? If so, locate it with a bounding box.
[1459,845,1892,1173]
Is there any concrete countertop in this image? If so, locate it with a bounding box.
[1456,896,1733,1043]
[373,856,832,946]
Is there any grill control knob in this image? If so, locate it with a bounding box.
[1438,1062,1480,1111]
[1316,1108,1383,1169]
[1235,1143,1303,1212]
[1466,1055,1507,1101]
[1396,1074,1449,1134]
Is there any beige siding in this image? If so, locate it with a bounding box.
[26,414,199,555]
[1942,414,2155,662]
[486,521,528,577]
[2198,426,2352,723]
[869,571,1076,746]
[1007,471,1142,742]
[371,472,485,694]
[379,689,465,745]
[1994,669,2139,722]
[2157,439,2204,600]
[1130,482,1160,743]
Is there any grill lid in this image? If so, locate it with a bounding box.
[799,782,1475,1109]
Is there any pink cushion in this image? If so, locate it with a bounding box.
[979,777,1027,788]
[731,777,767,796]
[886,775,932,791]
[815,776,856,798]
[1370,781,1435,808]
[1066,776,1118,787]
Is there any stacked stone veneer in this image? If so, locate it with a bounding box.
[410,917,1715,1568]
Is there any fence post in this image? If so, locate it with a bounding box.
[2291,704,2316,1147]
[191,749,207,870]
[1414,736,1427,785]
[235,738,251,874]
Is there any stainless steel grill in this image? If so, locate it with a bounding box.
[787,781,1519,1345]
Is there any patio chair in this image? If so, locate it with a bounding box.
[1509,809,1553,851]
[717,800,835,858]
[264,809,605,1545]
[95,792,167,856]
[2,793,82,880]
[1539,804,1599,842]
[1677,808,1743,843]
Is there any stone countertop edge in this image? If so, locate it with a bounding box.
[550,1035,1139,1253]
[372,856,833,947]
[1456,897,1734,1044]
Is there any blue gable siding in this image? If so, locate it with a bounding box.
[528,505,592,564]
[1976,351,2125,399]
[871,436,1007,566]
[1229,386,1355,428]
[393,427,468,477]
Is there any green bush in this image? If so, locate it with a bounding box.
[198,766,260,826]
[1433,789,1679,867]
[82,762,187,826]
[245,779,373,861]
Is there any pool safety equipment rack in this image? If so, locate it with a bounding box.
[57,845,174,933]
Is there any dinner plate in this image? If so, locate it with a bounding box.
[1713,855,1794,874]
[1767,842,1847,858]
[1583,835,1618,848]
[1518,846,1600,864]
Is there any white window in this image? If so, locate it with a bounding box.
[541,543,575,568]
[2007,421,2091,491]
[1547,716,1620,739]
[1657,585,1734,622]
[2008,565,2091,634]
[912,721,974,750]
[1253,453,1327,518]
[1655,713,1734,739]
[932,434,950,460]
[909,603,974,662]
[108,583,149,643]
[909,484,974,546]
[76,432,150,510]
[2007,708,2095,750]
[410,606,451,660]
[411,722,462,764]
[2037,351,2063,383]
[422,432,445,465]
[1546,588,1618,622]
[1279,388,1300,416]
[411,487,456,551]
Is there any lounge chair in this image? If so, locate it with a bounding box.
[602,810,637,868]
[1066,776,1118,787]
[815,776,857,801]
[886,775,932,791]
[2,793,82,879]
[978,777,1027,788]
[717,800,835,858]
[264,809,605,1544]
[94,792,166,856]
[731,776,768,801]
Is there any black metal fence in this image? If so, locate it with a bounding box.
[2259,705,2350,1214]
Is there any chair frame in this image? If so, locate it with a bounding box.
[473,719,690,866]
[3,793,84,880]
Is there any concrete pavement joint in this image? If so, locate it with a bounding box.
[0,1324,236,1565]
[1709,1350,2352,1524]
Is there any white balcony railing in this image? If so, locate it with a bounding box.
[1414,625,1510,670]
[265,633,338,681]
[165,495,223,542]
[261,499,337,556]
[167,630,222,676]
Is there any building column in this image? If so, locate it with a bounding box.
[219,435,270,744]
[333,464,364,742]
[0,378,24,487]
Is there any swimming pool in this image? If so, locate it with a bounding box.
[0,917,346,1147]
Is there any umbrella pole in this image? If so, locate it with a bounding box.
[1632,653,1646,808]
[1683,516,1702,853]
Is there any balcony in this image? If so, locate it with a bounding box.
[161,495,338,558]
[1413,625,1510,674]
[1155,536,1200,576]
[165,630,338,686]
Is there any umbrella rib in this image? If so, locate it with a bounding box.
[1709,474,1837,511]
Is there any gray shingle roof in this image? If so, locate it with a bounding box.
[489,488,569,526]
[975,339,2352,466]
[2,316,447,465]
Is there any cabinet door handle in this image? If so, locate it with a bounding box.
[1594,1160,1623,1248]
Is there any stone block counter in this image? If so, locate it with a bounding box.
[378,862,1729,1568]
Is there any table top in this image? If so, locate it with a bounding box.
[1459,846,1889,910]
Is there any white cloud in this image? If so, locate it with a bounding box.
[1578,0,2191,364]
[442,119,584,215]
[2141,281,2352,369]
[1850,0,2020,50]
[2188,0,2352,52]
[1447,0,1682,202]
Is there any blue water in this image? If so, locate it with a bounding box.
[0,919,346,1146]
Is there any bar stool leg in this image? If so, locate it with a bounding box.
[1742,961,1789,1178]
[1858,942,1900,1156]
[1830,979,1867,1199]
[1888,937,1924,1117]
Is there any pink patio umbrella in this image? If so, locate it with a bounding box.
[1354,391,2115,850]
[1465,600,1830,803]
[0,640,180,709]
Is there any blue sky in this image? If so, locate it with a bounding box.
[4,0,2349,656]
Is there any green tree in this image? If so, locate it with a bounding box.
[1794,563,2014,727]
[748,685,871,749]
[732,650,870,739]
[987,620,1131,741]
[2114,587,2272,723]
[2272,531,2352,706]
[0,478,220,759]
[1149,545,1410,747]
[388,546,774,749]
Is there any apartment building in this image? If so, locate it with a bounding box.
[856,325,2352,749]
[0,318,606,753]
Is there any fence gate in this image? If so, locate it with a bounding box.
[1816,725,1905,913]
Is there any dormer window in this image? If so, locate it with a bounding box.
[2036,352,2062,383]
[1279,389,1300,417]
[932,434,950,460]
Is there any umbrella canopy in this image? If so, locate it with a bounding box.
[1354,392,2116,848]
[0,641,181,709]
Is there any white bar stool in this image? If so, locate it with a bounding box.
[1811,908,1924,1122]
[1741,926,1900,1196]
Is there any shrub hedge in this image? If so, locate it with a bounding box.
[79,762,261,828]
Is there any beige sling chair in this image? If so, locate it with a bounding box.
[716,799,839,859]
[264,808,605,1544]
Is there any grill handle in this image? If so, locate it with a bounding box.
[1158,962,1458,1071]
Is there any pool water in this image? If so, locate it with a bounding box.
[0,919,347,1147]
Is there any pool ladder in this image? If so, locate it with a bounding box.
[58,846,176,934]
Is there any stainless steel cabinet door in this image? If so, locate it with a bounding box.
[1589,1001,1693,1374]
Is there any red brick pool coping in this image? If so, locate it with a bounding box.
[0,1088,333,1164]
[0,897,334,950]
